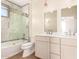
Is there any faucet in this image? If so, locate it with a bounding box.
[46,31,52,35]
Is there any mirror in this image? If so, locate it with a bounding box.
[44,11,57,33]
[61,6,77,34]
[44,5,77,35]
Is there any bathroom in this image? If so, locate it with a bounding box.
[1,0,77,59]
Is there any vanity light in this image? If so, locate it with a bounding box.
[44,0,48,7]
[68,5,71,8]
[68,4,71,8]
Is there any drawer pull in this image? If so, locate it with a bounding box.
[51,52,60,56]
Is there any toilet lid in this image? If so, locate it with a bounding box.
[22,42,33,47]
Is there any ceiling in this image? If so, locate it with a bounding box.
[7,0,30,7]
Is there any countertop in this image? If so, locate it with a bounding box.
[36,34,77,39]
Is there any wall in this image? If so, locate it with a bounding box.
[29,0,45,42]
[22,5,29,14]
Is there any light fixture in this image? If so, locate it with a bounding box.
[44,0,48,7]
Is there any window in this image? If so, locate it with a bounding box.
[1,4,9,17]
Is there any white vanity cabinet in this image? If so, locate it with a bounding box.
[50,37,60,59]
[61,39,77,59]
[35,35,77,59]
[35,36,50,59]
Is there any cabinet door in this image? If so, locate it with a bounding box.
[61,45,77,59]
[35,40,49,59]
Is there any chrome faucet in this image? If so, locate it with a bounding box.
[46,31,52,35]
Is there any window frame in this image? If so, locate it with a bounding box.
[1,3,10,18]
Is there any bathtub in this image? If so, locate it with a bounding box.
[1,40,28,59]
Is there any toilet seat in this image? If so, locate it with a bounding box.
[21,42,33,50]
[21,45,32,50]
[22,42,33,47]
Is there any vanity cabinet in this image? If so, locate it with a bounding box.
[35,36,77,59]
[61,39,77,59]
[35,36,50,59]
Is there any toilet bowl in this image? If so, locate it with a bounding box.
[21,42,34,57]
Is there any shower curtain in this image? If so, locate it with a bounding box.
[9,9,29,40]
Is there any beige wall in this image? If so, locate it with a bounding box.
[29,0,45,42]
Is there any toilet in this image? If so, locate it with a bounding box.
[21,42,34,57]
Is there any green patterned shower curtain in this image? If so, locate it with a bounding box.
[9,10,29,40]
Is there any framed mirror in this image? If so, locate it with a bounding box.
[61,5,77,34]
[44,11,57,33]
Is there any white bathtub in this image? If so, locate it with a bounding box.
[1,40,28,59]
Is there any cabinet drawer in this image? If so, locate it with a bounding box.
[50,37,60,44]
[61,39,77,46]
[50,44,60,55]
[51,54,60,59]
[35,36,49,42]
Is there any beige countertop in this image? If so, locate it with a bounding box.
[36,34,77,39]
